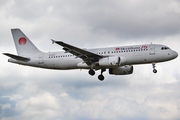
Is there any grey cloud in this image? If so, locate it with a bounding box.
[75,0,180,39]
[0,97,19,118]
[24,0,180,40]
[0,68,180,120]
[2,0,180,50]
[27,73,129,100]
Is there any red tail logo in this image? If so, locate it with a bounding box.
[19,37,27,45]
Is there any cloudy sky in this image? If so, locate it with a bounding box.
[0,0,180,120]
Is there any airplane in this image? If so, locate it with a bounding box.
[3,29,178,81]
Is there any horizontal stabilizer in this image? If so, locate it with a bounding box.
[3,53,30,61]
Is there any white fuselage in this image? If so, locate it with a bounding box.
[5,28,178,80]
[8,44,178,70]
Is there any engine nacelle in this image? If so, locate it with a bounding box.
[97,56,126,67]
[109,65,133,75]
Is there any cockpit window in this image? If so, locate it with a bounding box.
[161,47,170,50]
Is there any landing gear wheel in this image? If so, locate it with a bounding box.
[152,62,157,74]
[153,69,157,73]
[98,75,104,81]
[89,69,95,76]
[97,69,106,81]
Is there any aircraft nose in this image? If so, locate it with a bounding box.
[173,51,178,59]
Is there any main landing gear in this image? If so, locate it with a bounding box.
[89,69,95,76]
[89,63,95,76]
[98,69,106,81]
[152,62,157,73]
[88,69,106,81]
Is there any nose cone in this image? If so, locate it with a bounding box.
[173,51,178,59]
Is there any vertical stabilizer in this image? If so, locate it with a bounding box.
[11,29,42,55]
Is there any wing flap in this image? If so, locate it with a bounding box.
[3,53,30,61]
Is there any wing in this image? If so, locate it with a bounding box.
[51,40,102,64]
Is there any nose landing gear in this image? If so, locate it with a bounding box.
[153,69,157,73]
[152,62,157,73]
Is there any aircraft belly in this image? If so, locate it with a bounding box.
[66,60,80,69]
[48,58,81,69]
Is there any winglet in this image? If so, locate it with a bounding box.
[51,39,56,44]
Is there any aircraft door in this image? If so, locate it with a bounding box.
[149,44,155,55]
[39,54,44,64]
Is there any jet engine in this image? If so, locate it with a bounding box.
[97,56,126,67]
[109,65,133,75]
